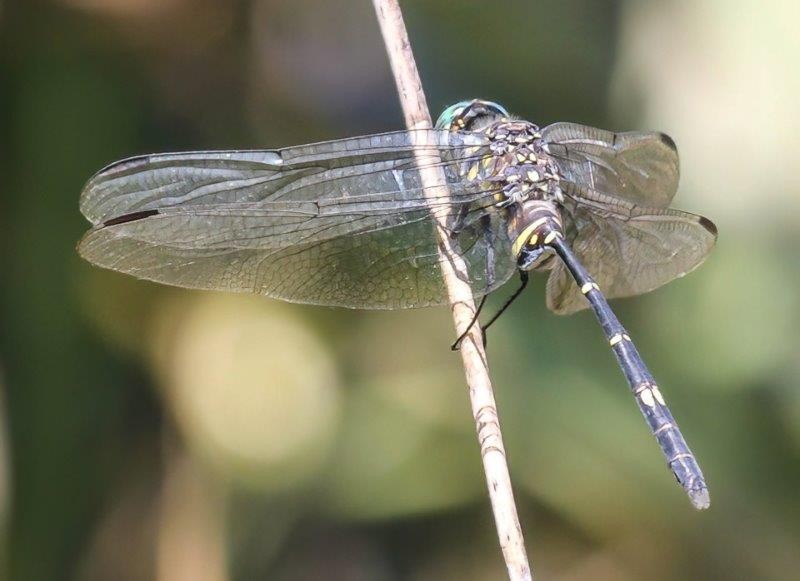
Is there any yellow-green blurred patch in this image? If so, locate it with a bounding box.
[149,293,342,492]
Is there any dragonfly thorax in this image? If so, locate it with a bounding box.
[437,101,563,208]
[461,119,564,209]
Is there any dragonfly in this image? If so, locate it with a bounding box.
[78,99,716,509]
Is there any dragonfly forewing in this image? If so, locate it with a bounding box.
[80,129,486,224]
[78,128,517,308]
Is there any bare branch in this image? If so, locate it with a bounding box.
[371,1,532,579]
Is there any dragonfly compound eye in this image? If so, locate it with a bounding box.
[436,99,510,131]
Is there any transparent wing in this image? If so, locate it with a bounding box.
[78,208,516,309]
[80,129,487,224]
[78,129,518,308]
[542,122,680,208]
[546,191,717,315]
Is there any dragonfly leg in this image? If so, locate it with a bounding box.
[451,270,530,351]
[481,270,529,335]
[451,294,488,351]
[540,226,710,509]
[451,214,511,351]
[445,203,472,238]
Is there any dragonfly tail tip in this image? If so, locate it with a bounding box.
[688,487,711,510]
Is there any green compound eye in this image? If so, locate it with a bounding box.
[435,99,509,130]
[435,101,473,129]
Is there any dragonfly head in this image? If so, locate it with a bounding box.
[436,99,510,132]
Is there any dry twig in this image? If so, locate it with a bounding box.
[371,1,532,579]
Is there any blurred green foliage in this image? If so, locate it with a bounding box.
[1,1,799,580]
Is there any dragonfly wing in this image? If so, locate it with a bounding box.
[78,208,516,309]
[78,129,516,308]
[79,129,487,225]
[546,199,717,315]
[542,122,680,208]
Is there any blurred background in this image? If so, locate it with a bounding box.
[1,0,799,579]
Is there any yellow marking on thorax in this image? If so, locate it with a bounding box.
[511,217,549,257]
[543,231,560,244]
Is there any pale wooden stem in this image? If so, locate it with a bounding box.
[371,1,532,579]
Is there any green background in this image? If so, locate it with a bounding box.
[1,0,799,579]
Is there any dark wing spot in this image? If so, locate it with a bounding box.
[657,132,678,153]
[102,209,160,227]
[698,216,718,237]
